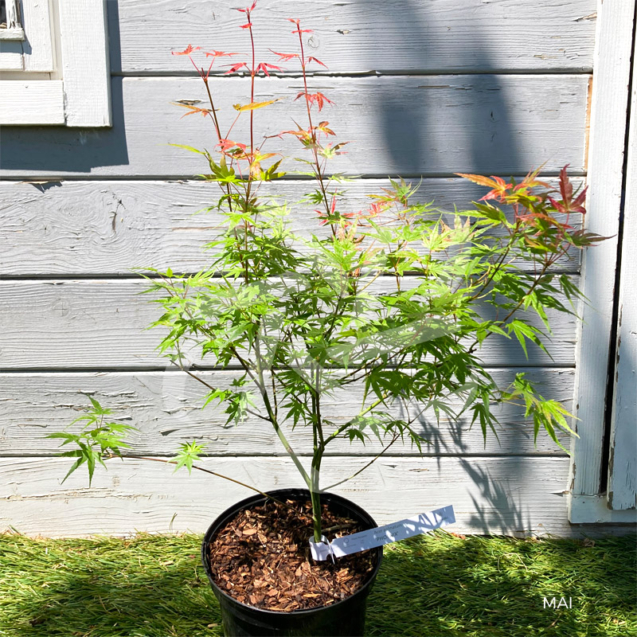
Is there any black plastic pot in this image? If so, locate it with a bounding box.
[201,488,383,637]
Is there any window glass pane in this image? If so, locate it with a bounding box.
[0,1,21,30]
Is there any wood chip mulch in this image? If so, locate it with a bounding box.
[207,498,377,612]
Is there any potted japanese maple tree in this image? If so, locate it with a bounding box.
[48,3,607,635]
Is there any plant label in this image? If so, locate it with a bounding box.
[309,505,456,561]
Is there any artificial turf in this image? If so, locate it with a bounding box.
[0,531,634,637]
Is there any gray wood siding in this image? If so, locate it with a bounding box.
[112,0,597,74]
[0,1,595,537]
[0,76,589,178]
[0,178,583,276]
[0,369,573,456]
[0,278,578,369]
[0,456,572,537]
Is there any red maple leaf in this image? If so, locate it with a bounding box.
[558,165,573,203]
[480,175,512,202]
[315,210,329,225]
[316,121,335,136]
[295,91,334,111]
[287,18,312,34]
[224,62,249,74]
[199,51,241,79]
[366,201,390,218]
[307,56,327,68]
[255,62,284,76]
[172,103,212,119]
[269,50,298,62]
[548,190,587,215]
[549,165,587,214]
[513,166,550,194]
[236,1,257,13]
[205,51,239,58]
[172,45,201,56]
[280,127,313,145]
[456,173,512,202]
[218,139,247,153]
[571,188,588,213]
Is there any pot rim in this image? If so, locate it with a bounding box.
[201,488,383,616]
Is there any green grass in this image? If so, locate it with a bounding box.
[0,531,634,637]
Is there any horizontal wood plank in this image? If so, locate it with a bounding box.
[0,369,573,456]
[112,0,597,74]
[0,455,573,536]
[0,75,589,178]
[0,178,583,276]
[0,278,578,369]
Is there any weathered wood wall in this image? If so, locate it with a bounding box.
[0,0,599,537]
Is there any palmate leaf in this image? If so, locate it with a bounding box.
[173,441,207,474]
[455,173,502,189]
[46,398,138,486]
[58,451,88,485]
[223,390,257,426]
[470,401,499,444]
[283,397,306,428]
[472,202,507,224]
[168,143,210,157]
[346,428,368,444]
[501,373,577,452]
[45,432,81,446]
[171,103,213,119]
[233,99,281,112]
[88,395,102,413]
[506,319,552,361]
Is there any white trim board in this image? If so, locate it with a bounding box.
[569,0,637,516]
[607,0,637,511]
[58,0,111,127]
[21,0,55,72]
[568,495,637,524]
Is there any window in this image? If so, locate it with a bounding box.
[0,1,25,40]
[0,0,111,126]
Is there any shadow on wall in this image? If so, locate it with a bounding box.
[373,0,522,185]
[0,1,129,174]
[368,0,549,536]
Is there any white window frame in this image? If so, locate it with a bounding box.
[0,0,111,127]
[0,0,55,72]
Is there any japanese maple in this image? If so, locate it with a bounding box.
[50,2,608,544]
